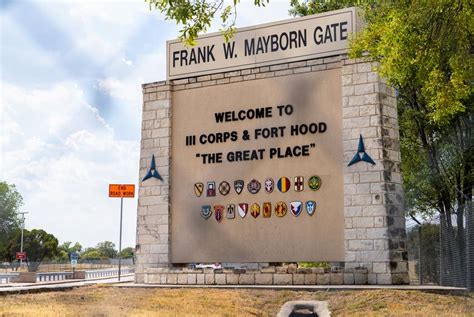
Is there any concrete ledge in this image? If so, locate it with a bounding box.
[11,272,36,283]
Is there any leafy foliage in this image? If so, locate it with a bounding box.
[0,182,23,261]
[5,229,59,272]
[146,0,269,45]
[56,241,82,261]
[119,247,134,259]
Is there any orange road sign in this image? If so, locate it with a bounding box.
[109,184,135,198]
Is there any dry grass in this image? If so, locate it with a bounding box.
[0,286,472,316]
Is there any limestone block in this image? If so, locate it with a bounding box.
[274,274,293,285]
[239,274,255,285]
[293,274,305,285]
[255,274,273,285]
[177,274,187,285]
[187,274,196,284]
[330,273,344,285]
[343,273,355,285]
[304,274,317,285]
[226,274,239,285]
[316,273,330,285]
[205,274,215,285]
[196,274,205,284]
[215,274,226,285]
[166,274,177,284]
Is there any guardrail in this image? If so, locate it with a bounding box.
[0,268,134,284]
[36,272,73,282]
[86,267,134,279]
[0,273,19,284]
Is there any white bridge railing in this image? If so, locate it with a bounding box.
[86,267,134,279]
[37,272,73,282]
[0,273,19,284]
[0,268,134,284]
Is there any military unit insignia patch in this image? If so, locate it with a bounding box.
[308,175,322,191]
[263,202,272,218]
[277,177,291,193]
[194,182,204,197]
[264,178,274,193]
[294,176,304,192]
[275,201,287,217]
[206,181,216,196]
[238,203,248,218]
[247,179,261,194]
[250,203,260,218]
[306,200,316,216]
[201,205,212,219]
[214,205,224,222]
[218,181,230,196]
[226,204,235,219]
[234,180,244,195]
[290,201,303,217]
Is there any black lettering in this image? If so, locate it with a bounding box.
[340,21,348,40]
[324,25,333,43]
[208,45,215,61]
[313,26,323,45]
[271,34,279,52]
[223,41,236,59]
[189,49,197,65]
[298,29,307,47]
[173,51,179,68]
[280,32,289,50]
[180,50,188,66]
[215,112,225,123]
[244,38,255,56]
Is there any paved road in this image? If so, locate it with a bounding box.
[0,274,134,294]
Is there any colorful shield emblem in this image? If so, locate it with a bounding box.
[290,201,303,217]
[214,205,224,222]
[247,179,261,194]
[194,182,204,197]
[250,203,260,218]
[263,202,272,218]
[275,201,287,217]
[201,205,212,219]
[234,180,244,195]
[226,204,235,219]
[238,203,248,218]
[206,181,216,196]
[294,176,304,192]
[306,201,316,216]
[308,176,322,191]
[264,178,274,193]
[218,181,230,196]
[277,177,291,193]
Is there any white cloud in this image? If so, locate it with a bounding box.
[1,82,139,248]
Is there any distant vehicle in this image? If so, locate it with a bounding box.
[191,263,222,269]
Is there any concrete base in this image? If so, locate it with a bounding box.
[72,271,86,279]
[12,272,37,283]
[277,300,330,317]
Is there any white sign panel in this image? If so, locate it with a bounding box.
[167,7,358,79]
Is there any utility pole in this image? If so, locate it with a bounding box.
[18,212,29,270]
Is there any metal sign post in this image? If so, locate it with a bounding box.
[18,212,28,270]
[109,184,135,282]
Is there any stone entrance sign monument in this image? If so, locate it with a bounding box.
[135,8,408,285]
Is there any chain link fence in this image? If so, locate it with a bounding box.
[407,201,473,290]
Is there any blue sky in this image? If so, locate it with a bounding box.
[0,0,292,249]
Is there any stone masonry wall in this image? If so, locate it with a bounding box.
[341,60,408,284]
[136,54,408,284]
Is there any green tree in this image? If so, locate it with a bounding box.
[56,241,83,261]
[118,247,134,259]
[0,182,23,260]
[6,229,59,272]
[96,241,117,259]
[80,247,103,260]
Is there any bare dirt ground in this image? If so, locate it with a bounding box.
[0,286,472,316]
